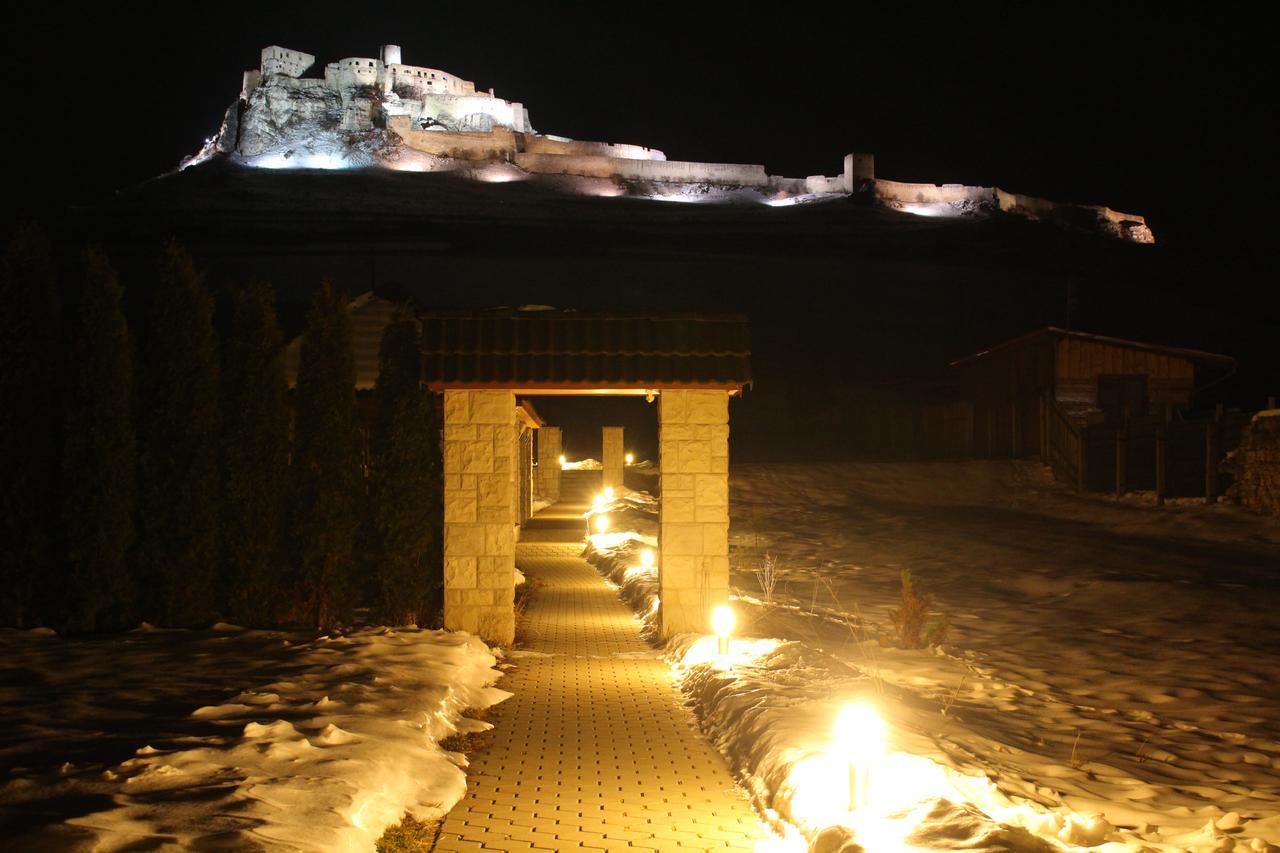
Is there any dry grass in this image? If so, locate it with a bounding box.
[376,815,439,853]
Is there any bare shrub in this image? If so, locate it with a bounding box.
[754,552,779,602]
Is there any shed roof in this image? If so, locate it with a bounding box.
[285,292,399,390]
[419,310,751,392]
[951,327,1236,369]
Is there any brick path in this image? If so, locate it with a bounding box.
[435,494,769,851]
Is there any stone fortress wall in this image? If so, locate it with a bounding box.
[875,179,1153,242]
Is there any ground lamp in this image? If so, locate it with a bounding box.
[625,452,635,465]
[711,604,735,658]
[593,514,610,534]
[593,493,606,510]
[558,454,567,469]
[603,486,615,500]
[834,703,886,812]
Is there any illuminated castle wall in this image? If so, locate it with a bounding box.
[193,43,1151,241]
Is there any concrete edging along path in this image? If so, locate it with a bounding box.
[436,493,768,851]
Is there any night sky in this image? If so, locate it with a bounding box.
[3,9,1271,256]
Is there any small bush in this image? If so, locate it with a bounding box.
[883,569,948,649]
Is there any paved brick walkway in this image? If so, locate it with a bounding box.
[435,498,768,851]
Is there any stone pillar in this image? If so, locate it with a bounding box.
[658,390,730,638]
[443,389,516,646]
[602,426,625,492]
[535,426,561,503]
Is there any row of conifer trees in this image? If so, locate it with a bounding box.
[0,227,442,632]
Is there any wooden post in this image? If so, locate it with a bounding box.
[1039,392,1049,463]
[1076,425,1088,492]
[1011,401,1022,459]
[1205,421,1219,504]
[1115,419,1127,498]
[1155,424,1168,506]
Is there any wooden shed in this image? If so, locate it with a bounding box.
[951,327,1236,458]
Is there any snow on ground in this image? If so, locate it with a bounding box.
[725,461,1280,851]
[581,462,1280,850]
[0,625,508,850]
[563,457,602,470]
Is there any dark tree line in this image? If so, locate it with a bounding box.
[0,229,443,632]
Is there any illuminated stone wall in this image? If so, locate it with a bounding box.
[524,136,665,161]
[387,116,518,160]
[443,389,516,645]
[535,426,561,504]
[602,427,625,492]
[515,153,769,187]
[658,390,731,638]
[1229,411,1280,518]
[261,46,314,78]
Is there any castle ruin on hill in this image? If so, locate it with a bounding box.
[187,44,1153,243]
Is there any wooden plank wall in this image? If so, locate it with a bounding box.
[1054,338,1195,407]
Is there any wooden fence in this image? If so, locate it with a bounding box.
[1044,400,1253,502]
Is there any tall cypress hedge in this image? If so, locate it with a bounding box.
[369,307,443,626]
[61,249,137,632]
[220,282,288,626]
[291,282,363,628]
[0,226,61,627]
[137,242,220,626]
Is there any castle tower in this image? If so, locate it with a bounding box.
[381,44,402,65]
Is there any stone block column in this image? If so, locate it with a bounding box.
[602,426,625,492]
[658,390,730,638]
[443,389,516,646]
[535,426,562,503]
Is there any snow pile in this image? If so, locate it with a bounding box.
[670,636,1118,852]
[583,534,660,632]
[65,627,509,851]
[562,457,602,470]
[727,461,1280,851]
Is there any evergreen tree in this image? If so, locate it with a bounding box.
[220,282,288,626]
[0,226,61,627]
[369,307,443,626]
[291,282,363,628]
[137,242,220,626]
[61,249,137,631]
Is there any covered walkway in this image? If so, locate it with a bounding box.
[435,490,767,851]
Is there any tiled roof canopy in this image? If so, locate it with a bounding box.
[420,311,751,391]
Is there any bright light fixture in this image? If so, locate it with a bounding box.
[625,452,635,465]
[593,514,610,534]
[603,486,615,500]
[640,548,655,568]
[592,493,605,510]
[834,702,886,810]
[558,454,567,469]
[711,604,734,657]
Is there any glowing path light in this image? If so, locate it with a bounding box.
[558,454,567,469]
[834,703,886,811]
[603,486,615,500]
[711,604,735,658]
[625,452,635,465]
[592,493,606,511]
[593,514,610,534]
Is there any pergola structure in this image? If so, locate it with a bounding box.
[421,310,752,645]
